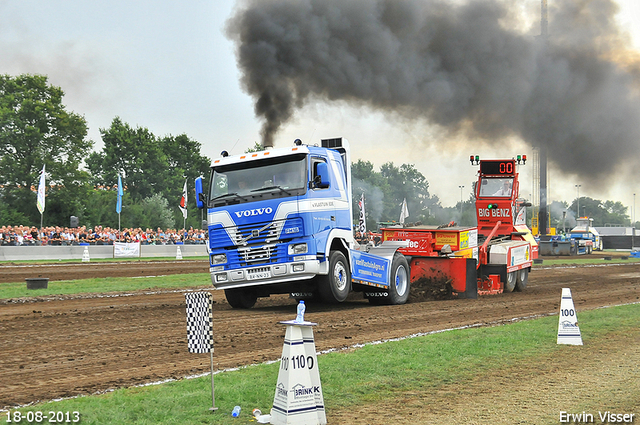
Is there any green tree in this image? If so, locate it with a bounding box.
[379,162,439,224]
[81,188,122,230]
[351,160,442,229]
[88,118,211,229]
[244,142,264,153]
[0,74,93,226]
[89,118,167,201]
[123,193,175,230]
[160,133,211,227]
[0,199,30,225]
[351,160,390,230]
[567,197,629,227]
[454,196,477,227]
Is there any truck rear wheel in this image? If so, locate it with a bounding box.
[504,271,517,292]
[318,251,350,303]
[225,288,258,309]
[515,268,528,292]
[386,254,410,305]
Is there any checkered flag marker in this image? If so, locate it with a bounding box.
[185,291,218,411]
[185,292,213,353]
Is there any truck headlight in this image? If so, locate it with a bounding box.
[215,273,228,282]
[212,254,227,264]
[288,243,308,255]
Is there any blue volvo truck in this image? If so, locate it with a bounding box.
[195,137,411,308]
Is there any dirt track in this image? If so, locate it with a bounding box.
[0,259,208,284]
[1,257,639,409]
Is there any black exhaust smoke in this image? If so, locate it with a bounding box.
[227,0,640,185]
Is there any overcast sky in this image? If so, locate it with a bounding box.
[2,0,640,214]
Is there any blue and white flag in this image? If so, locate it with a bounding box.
[116,174,123,214]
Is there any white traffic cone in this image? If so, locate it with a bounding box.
[82,246,90,262]
[176,245,183,260]
[271,321,326,425]
[557,288,583,345]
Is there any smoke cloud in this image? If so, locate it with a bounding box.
[352,178,385,223]
[227,0,640,183]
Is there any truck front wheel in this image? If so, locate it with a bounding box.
[318,251,351,303]
[225,288,258,309]
[386,254,410,305]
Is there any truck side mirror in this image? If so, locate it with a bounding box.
[195,177,206,209]
[313,162,330,188]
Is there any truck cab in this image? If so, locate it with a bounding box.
[196,138,411,308]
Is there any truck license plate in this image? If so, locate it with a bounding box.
[248,268,271,280]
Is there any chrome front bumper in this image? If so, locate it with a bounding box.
[210,256,322,290]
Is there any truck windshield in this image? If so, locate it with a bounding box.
[479,177,514,198]
[210,154,307,204]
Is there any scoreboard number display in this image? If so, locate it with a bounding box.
[480,159,516,175]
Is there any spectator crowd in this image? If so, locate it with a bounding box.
[0,225,208,246]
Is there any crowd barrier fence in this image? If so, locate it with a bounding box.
[0,244,209,261]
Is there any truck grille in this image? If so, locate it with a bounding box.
[238,244,276,263]
[209,217,303,248]
[228,243,287,266]
[234,222,279,245]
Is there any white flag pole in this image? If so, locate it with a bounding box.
[36,165,46,241]
[400,198,409,224]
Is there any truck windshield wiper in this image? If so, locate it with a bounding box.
[211,192,247,202]
[250,185,292,195]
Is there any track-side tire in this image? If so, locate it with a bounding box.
[504,271,517,293]
[225,288,258,309]
[386,254,410,305]
[318,251,351,303]
[515,268,528,292]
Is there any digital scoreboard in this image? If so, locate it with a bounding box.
[480,159,516,175]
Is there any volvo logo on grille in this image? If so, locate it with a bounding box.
[235,207,273,218]
[239,222,275,245]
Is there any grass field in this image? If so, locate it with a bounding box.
[6,303,639,424]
